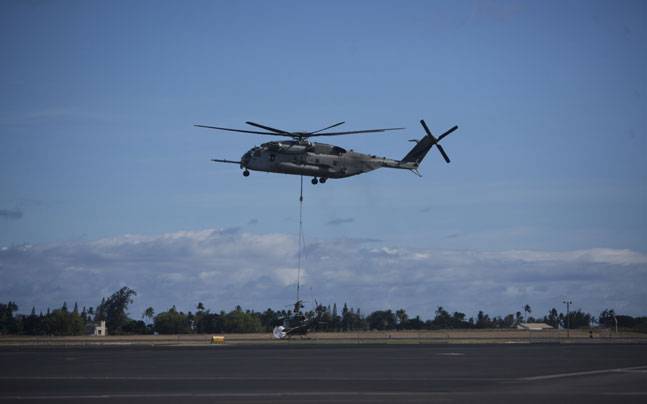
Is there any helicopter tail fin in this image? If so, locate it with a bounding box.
[401,135,436,165]
[401,121,458,165]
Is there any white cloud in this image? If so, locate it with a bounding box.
[159,273,190,283]
[1,228,646,318]
[481,248,647,266]
[272,267,303,287]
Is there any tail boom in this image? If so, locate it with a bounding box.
[401,135,437,164]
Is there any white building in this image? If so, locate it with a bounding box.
[94,320,107,336]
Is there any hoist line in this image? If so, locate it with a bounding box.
[296,175,304,303]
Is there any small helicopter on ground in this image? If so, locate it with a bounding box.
[195,119,458,184]
[272,300,326,339]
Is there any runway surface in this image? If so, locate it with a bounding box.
[1,343,646,403]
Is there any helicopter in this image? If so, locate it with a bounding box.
[195,119,458,184]
[272,300,326,340]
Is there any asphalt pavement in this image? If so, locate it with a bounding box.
[1,343,646,403]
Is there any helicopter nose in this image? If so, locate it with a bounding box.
[240,155,249,168]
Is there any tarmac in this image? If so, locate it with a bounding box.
[2,328,644,346]
[1,343,646,403]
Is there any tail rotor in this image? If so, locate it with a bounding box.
[419,120,458,164]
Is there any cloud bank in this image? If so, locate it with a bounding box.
[1,228,646,319]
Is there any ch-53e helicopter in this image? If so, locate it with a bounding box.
[272,300,326,340]
[195,119,458,184]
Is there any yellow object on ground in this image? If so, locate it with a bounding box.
[211,336,225,344]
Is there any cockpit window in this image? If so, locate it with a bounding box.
[331,146,346,155]
[265,142,280,151]
[253,150,262,157]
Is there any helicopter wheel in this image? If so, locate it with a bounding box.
[243,169,250,177]
[319,177,327,184]
[311,178,318,185]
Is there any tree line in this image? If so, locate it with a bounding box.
[1,287,646,336]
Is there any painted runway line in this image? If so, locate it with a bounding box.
[519,364,647,381]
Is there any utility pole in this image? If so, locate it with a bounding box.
[563,299,572,338]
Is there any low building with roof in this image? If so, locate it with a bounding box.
[517,322,553,330]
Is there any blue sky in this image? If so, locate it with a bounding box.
[1,1,646,317]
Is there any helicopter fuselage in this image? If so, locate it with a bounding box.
[200,119,458,182]
[240,140,405,180]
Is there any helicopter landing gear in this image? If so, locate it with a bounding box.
[319,177,327,184]
[243,169,250,177]
[311,177,318,185]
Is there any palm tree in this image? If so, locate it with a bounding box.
[515,311,523,326]
[395,309,408,329]
[143,307,155,323]
[524,304,531,322]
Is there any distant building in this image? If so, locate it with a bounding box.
[517,322,553,330]
[94,320,107,336]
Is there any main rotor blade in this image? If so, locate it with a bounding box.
[245,121,289,134]
[194,125,290,136]
[310,121,346,134]
[436,144,451,163]
[420,120,433,138]
[307,127,405,137]
[437,125,458,142]
[211,158,241,164]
